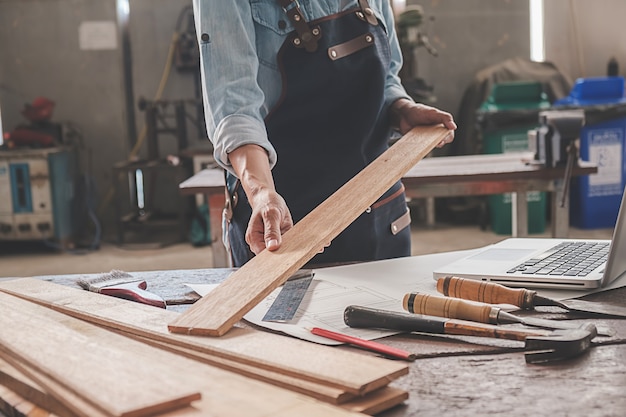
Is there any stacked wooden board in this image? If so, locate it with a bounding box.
[0,278,410,416]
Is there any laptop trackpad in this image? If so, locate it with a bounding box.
[469,248,535,262]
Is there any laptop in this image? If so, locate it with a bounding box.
[433,187,626,289]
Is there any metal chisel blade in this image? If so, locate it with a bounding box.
[554,298,626,318]
[516,316,614,337]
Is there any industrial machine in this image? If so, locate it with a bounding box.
[534,109,585,169]
[0,146,77,247]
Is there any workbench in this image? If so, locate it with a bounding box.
[179,152,598,267]
[2,250,625,417]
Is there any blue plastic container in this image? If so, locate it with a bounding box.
[554,77,626,229]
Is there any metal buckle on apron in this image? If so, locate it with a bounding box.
[276,0,321,52]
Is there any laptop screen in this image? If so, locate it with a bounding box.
[602,186,626,286]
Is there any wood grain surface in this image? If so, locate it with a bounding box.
[0,289,374,417]
[167,125,450,336]
[0,292,202,417]
[0,278,408,397]
[437,276,537,309]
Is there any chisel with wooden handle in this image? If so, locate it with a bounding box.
[402,292,613,335]
[436,276,626,318]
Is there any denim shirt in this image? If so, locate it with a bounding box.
[193,0,410,172]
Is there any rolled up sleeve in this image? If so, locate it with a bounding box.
[379,1,413,109]
[193,0,277,173]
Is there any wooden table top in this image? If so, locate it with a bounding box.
[34,266,626,417]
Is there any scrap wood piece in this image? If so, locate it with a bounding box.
[167,125,450,337]
[0,279,407,396]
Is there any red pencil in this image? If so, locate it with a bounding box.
[310,327,416,361]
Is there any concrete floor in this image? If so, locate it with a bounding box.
[0,218,614,279]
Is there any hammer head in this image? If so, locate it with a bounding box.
[524,323,597,364]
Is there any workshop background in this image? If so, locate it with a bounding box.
[0,0,623,274]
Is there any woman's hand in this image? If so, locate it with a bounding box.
[391,98,457,147]
[228,144,293,254]
[245,187,293,254]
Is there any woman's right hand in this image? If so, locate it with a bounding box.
[228,144,293,255]
[245,187,293,254]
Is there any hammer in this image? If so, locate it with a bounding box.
[344,305,597,364]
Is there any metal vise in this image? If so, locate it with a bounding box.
[533,109,585,168]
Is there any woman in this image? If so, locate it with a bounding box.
[193,0,456,266]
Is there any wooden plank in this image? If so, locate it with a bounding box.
[0,279,407,396]
[0,359,70,417]
[0,292,202,417]
[168,125,449,337]
[0,374,67,417]
[340,386,409,415]
[0,291,367,417]
[129,334,355,404]
[0,352,106,417]
[0,346,408,417]
[125,337,408,415]
[0,384,23,417]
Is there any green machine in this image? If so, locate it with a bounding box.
[477,81,551,234]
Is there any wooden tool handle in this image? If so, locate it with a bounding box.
[443,320,549,341]
[437,276,537,310]
[402,292,496,324]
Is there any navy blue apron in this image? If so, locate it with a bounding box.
[227,0,411,267]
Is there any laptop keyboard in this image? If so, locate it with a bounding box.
[507,241,610,277]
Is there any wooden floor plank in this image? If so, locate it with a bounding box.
[168,125,449,337]
[0,279,408,396]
